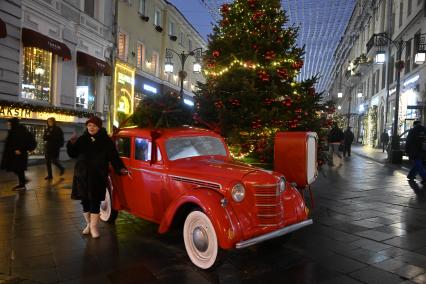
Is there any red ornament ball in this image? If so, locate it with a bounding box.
[212,50,220,57]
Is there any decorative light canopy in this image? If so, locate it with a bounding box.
[337,92,343,98]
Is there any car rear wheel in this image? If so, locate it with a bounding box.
[100,177,118,223]
[183,210,218,269]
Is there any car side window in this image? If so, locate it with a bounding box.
[116,137,131,158]
[135,137,162,162]
[135,137,149,161]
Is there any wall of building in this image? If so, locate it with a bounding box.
[0,0,115,163]
[327,0,426,146]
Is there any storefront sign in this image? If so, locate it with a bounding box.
[143,84,157,94]
[0,106,82,123]
[114,63,135,126]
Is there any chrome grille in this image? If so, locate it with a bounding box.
[252,184,283,226]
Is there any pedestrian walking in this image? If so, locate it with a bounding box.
[43,117,65,180]
[380,131,389,153]
[406,121,426,183]
[0,117,36,190]
[67,116,127,238]
[343,127,354,157]
[328,123,344,166]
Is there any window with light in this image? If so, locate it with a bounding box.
[118,32,127,61]
[21,47,53,102]
[137,43,145,69]
[76,66,97,111]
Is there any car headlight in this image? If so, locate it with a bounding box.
[279,177,286,193]
[231,183,245,202]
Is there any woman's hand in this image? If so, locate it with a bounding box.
[15,150,21,155]
[119,168,129,176]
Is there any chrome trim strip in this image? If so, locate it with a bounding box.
[255,204,280,207]
[169,175,222,190]
[252,184,278,188]
[254,194,279,197]
[235,219,313,249]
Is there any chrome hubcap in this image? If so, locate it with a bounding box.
[192,226,208,252]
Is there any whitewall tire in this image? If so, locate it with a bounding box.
[183,210,219,269]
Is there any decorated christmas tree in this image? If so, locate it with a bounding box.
[194,0,333,163]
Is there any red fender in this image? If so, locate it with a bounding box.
[158,189,242,249]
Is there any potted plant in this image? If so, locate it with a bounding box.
[155,25,163,32]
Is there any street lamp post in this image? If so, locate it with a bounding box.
[165,48,203,101]
[370,32,426,163]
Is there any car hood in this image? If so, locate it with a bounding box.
[168,158,274,190]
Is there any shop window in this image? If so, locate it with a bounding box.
[21,47,53,102]
[134,92,145,110]
[84,0,95,18]
[26,124,46,156]
[116,137,131,158]
[137,42,145,69]
[76,66,97,111]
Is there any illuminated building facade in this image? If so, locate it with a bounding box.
[0,0,114,160]
[114,0,207,127]
[326,0,426,146]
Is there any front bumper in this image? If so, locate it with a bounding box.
[235,219,313,249]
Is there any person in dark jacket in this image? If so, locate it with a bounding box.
[380,131,389,153]
[0,117,35,190]
[406,121,426,183]
[67,116,127,238]
[343,127,354,157]
[328,123,344,166]
[43,117,65,180]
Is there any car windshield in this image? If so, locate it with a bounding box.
[165,136,227,161]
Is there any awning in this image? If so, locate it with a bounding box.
[22,28,71,60]
[0,19,6,38]
[77,51,112,76]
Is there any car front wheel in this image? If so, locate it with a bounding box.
[183,210,218,269]
[100,177,118,223]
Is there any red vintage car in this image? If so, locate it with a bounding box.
[100,126,313,269]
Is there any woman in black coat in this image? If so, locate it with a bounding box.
[67,116,126,238]
[1,117,35,190]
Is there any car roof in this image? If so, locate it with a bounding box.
[115,126,222,139]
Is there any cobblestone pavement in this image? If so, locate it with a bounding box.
[1,151,426,283]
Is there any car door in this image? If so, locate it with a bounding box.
[129,136,166,222]
[111,136,133,210]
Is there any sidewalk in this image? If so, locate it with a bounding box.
[351,144,411,173]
